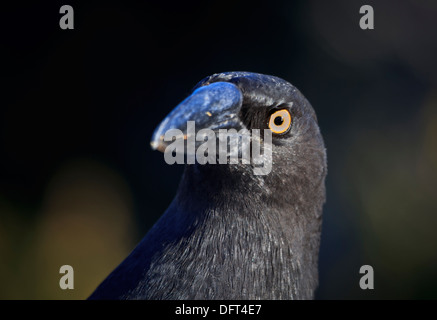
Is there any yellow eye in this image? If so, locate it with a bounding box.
[268,109,292,134]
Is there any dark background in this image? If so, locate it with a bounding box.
[1,0,437,299]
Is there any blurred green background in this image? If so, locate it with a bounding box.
[1,0,436,299]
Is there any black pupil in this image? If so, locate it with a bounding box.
[274,116,284,126]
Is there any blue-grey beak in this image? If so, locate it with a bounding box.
[150,82,244,153]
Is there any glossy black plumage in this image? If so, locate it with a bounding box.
[89,72,327,300]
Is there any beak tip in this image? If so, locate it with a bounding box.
[150,141,158,150]
[150,135,167,153]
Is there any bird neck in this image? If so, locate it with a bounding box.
[171,163,322,299]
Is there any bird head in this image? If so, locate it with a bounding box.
[89,72,327,300]
[151,72,326,204]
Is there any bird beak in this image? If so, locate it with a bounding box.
[150,82,244,153]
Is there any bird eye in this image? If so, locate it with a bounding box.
[268,109,292,134]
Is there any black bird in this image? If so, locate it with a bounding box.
[89,72,327,300]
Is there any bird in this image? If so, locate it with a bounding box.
[88,71,327,300]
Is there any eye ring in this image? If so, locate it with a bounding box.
[268,109,292,134]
